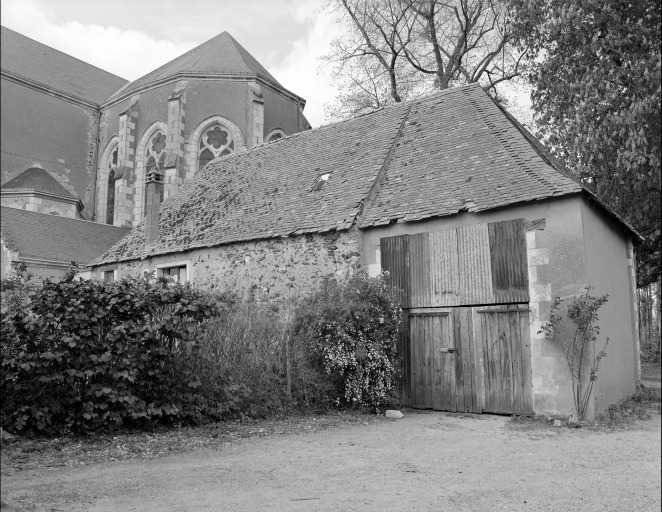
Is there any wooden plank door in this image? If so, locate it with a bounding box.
[473,304,533,414]
[408,308,482,413]
[408,309,456,410]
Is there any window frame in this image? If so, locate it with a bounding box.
[102,269,117,283]
[155,261,191,284]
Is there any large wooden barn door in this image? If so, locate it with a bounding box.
[382,219,532,415]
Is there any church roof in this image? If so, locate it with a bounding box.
[108,31,283,101]
[93,84,637,266]
[1,207,131,266]
[2,167,77,199]
[0,26,128,105]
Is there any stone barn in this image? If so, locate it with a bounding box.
[90,84,641,419]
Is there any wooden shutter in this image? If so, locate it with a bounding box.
[380,218,529,307]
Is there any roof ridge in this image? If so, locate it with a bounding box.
[356,105,413,226]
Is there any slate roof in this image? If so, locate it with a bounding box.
[1,207,131,265]
[1,26,128,105]
[91,84,595,266]
[108,31,284,101]
[2,168,76,198]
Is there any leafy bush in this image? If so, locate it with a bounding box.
[1,275,240,435]
[294,273,402,410]
[1,270,403,436]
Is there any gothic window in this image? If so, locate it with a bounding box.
[106,146,118,225]
[198,124,234,172]
[146,131,167,175]
[267,132,283,143]
[144,131,166,212]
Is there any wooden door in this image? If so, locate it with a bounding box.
[408,308,482,413]
[473,304,533,414]
[409,309,455,410]
[382,219,532,413]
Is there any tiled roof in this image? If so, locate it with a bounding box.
[2,168,76,198]
[91,84,586,266]
[108,32,283,101]
[1,26,128,105]
[1,207,131,265]
[358,84,581,226]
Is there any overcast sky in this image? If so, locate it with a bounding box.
[1,0,531,128]
[1,0,344,127]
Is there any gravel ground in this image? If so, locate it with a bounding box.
[1,407,660,512]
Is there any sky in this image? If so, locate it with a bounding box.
[0,0,532,128]
[0,0,344,127]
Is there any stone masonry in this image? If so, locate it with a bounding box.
[114,98,139,227]
[164,82,187,201]
[96,227,365,301]
[526,228,559,414]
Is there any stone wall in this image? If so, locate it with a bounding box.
[93,227,364,301]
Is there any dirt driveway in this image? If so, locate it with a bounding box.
[2,409,660,512]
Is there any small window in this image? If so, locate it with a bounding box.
[158,265,188,284]
[103,270,116,283]
[312,173,331,191]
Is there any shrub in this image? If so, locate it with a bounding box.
[294,273,402,410]
[0,262,38,316]
[539,288,609,420]
[1,275,239,435]
[199,301,333,417]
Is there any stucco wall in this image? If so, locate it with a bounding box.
[1,195,78,218]
[580,197,638,415]
[262,85,305,136]
[362,195,590,417]
[92,227,364,301]
[1,78,100,216]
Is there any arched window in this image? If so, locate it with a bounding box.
[146,131,167,175]
[198,124,234,172]
[265,129,286,143]
[144,131,166,212]
[105,146,118,225]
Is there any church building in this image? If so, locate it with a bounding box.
[1,26,310,277]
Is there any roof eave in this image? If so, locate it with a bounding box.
[1,69,101,109]
[580,189,644,243]
[102,72,306,109]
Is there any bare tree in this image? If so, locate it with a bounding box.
[322,0,526,119]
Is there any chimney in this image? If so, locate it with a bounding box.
[145,170,163,246]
